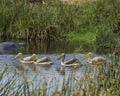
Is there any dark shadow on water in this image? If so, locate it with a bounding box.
[19,40,93,54]
[0,38,93,54]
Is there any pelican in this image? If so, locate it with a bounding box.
[57,53,81,67]
[34,56,53,65]
[13,53,37,64]
[83,52,106,65]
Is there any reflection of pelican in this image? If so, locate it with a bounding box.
[13,53,36,64]
[56,66,65,75]
[34,56,53,65]
[57,53,81,67]
[83,52,106,64]
[0,42,24,53]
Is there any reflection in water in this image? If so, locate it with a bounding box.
[0,64,98,95]
[0,39,92,54]
[21,40,83,54]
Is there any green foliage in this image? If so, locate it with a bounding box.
[0,0,84,40]
[92,0,120,53]
[0,0,120,53]
[0,0,61,40]
[0,0,96,41]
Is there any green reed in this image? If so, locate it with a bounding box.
[0,0,96,41]
[94,0,120,53]
[0,54,120,96]
[0,0,120,53]
[0,0,56,40]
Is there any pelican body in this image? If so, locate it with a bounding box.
[13,53,53,65]
[34,56,53,65]
[57,53,81,67]
[13,53,37,64]
[83,52,106,64]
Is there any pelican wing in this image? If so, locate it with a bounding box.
[23,54,36,61]
[92,56,106,62]
[23,56,31,61]
[36,57,51,63]
[64,58,79,64]
[34,61,53,65]
[20,60,34,64]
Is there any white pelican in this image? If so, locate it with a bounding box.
[13,53,37,64]
[34,56,53,65]
[83,52,106,65]
[57,53,81,67]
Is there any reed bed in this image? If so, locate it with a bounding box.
[1,0,90,41]
[94,0,120,53]
[0,0,120,53]
[0,54,120,96]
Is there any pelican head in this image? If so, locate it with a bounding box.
[23,53,37,61]
[56,53,65,60]
[29,54,36,61]
[13,53,22,60]
[82,52,93,60]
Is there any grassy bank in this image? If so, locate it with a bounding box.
[0,0,97,41]
[0,0,120,53]
[68,0,120,53]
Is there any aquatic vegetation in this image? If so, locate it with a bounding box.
[0,54,120,96]
[94,0,120,53]
[0,0,120,53]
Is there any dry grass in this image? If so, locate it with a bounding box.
[62,0,97,5]
[0,54,120,96]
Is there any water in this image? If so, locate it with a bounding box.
[0,54,89,95]
[0,39,92,54]
[0,40,104,95]
[0,54,104,78]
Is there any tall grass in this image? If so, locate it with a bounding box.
[0,0,120,53]
[0,0,96,41]
[0,54,120,96]
[0,0,60,40]
[93,0,120,53]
